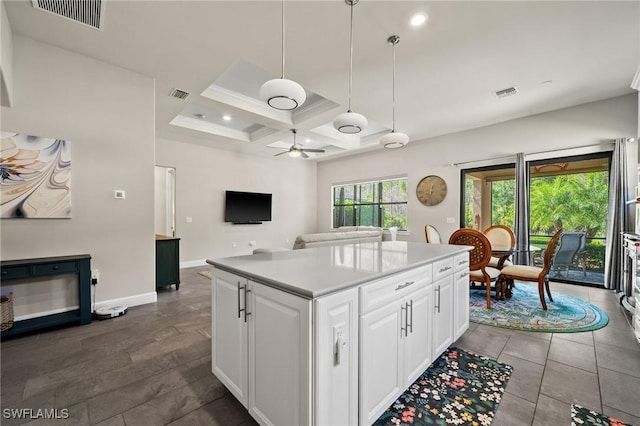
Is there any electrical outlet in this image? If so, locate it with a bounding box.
[249,240,256,247]
[91,269,100,285]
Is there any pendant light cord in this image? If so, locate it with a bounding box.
[281,0,285,79]
[391,40,396,131]
[348,1,354,112]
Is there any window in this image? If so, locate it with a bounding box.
[332,177,408,230]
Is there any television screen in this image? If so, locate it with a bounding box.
[224,191,272,224]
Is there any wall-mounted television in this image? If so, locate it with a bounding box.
[224,191,272,224]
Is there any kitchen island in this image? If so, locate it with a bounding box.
[207,241,470,426]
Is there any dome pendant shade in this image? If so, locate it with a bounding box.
[380,34,409,149]
[260,78,307,110]
[333,111,368,134]
[334,0,366,134]
[380,131,409,149]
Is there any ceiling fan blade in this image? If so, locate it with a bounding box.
[299,148,325,153]
[274,150,289,156]
[300,152,309,159]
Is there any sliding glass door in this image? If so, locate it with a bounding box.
[461,153,610,286]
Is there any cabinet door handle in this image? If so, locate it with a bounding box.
[244,288,251,322]
[439,266,452,273]
[407,300,413,334]
[237,281,242,319]
[459,272,469,278]
[400,304,407,337]
[435,285,441,313]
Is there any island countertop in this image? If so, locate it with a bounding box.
[207,241,470,299]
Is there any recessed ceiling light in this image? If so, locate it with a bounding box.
[304,138,311,143]
[222,115,232,121]
[410,13,427,27]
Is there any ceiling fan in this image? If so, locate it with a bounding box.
[274,129,325,158]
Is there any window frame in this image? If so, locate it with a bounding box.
[331,177,408,230]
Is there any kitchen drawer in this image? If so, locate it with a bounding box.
[33,262,78,276]
[359,264,432,315]
[454,253,469,271]
[1,265,31,280]
[433,257,454,282]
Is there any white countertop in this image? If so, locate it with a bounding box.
[207,241,470,299]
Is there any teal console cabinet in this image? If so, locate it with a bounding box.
[156,235,180,290]
[0,254,92,339]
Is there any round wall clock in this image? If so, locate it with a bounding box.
[416,175,447,206]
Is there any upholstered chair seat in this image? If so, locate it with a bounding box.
[499,229,563,310]
[469,266,501,282]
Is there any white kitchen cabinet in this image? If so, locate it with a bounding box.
[209,242,471,426]
[359,266,432,426]
[212,269,311,426]
[433,273,454,357]
[314,288,359,426]
[211,270,248,405]
[453,252,470,340]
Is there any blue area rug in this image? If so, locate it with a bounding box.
[373,347,512,426]
[470,283,609,333]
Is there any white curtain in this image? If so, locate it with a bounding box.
[604,138,629,292]
[514,153,530,265]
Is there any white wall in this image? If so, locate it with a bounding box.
[0,1,14,107]
[155,137,318,264]
[0,36,156,307]
[317,94,638,243]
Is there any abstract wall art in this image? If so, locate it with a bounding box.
[1,132,72,218]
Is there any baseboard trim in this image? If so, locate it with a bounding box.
[180,259,207,268]
[94,291,157,311]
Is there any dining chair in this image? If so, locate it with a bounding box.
[483,225,516,268]
[424,225,442,244]
[499,228,563,310]
[448,228,502,309]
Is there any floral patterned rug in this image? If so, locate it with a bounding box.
[469,283,609,333]
[373,347,512,426]
[571,404,631,426]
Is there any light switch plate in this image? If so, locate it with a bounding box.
[114,190,126,199]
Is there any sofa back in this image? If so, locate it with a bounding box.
[293,226,383,249]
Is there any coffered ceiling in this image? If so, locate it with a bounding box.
[4,1,639,161]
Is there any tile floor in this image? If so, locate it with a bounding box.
[1,266,639,425]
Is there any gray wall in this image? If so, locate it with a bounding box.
[317,94,639,243]
[155,136,318,263]
[1,36,156,307]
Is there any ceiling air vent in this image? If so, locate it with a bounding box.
[494,86,518,99]
[169,88,190,100]
[32,0,105,30]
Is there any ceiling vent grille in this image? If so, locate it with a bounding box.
[169,88,190,100]
[32,0,105,30]
[494,86,518,98]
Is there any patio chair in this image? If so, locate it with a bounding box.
[483,225,515,269]
[448,228,502,309]
[499,228,563,310]
[424,225,442,244]
[542,231,585,277]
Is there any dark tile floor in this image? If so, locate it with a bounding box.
[1,266,638,425]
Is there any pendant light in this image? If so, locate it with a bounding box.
[380,35,409,149]
[333,0,367,134]
[260,0,306,110]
